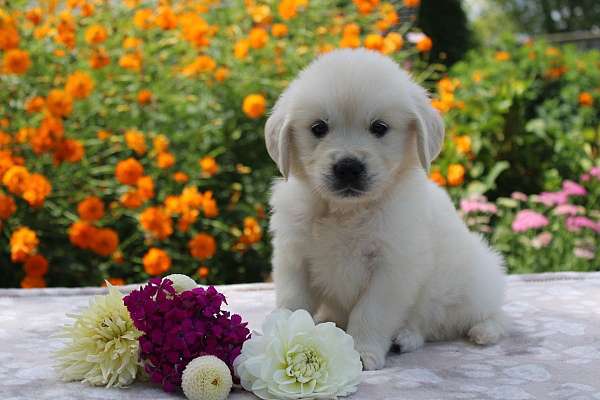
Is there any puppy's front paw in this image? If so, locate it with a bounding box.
[394,328,424,353]
[354,342,386,370]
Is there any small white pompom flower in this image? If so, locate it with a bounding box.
[54,284,142,387]
[164,273,198,293]
[234,309,363,400]
[182,355,233,400]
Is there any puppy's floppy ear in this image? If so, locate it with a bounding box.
[410,83,445,172]
[265,96,293,178]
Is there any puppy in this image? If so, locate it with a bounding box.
[266,49,507,370]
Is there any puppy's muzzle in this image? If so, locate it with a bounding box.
[329,157,368,196]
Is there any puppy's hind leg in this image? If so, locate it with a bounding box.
[468,312,508,345]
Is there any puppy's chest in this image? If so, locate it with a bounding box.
[306,214,381,307]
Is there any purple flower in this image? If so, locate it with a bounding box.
[511,210,549,232]
[562,180,587,196]
[565,216,600,233]
[123,279,250,393]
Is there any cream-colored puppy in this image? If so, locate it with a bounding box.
[266,49,507,370]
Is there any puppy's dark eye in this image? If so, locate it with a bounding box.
[370,120,389,137]
[310,120,329,138]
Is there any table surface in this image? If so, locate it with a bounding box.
[1,272,600,400]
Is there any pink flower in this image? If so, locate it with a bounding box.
[566,216,600,233]
[511,210,549,232]
[580,173,590,182]
[562,180,587,196]
[460,196,498,215]
[574,247,594,260]
[589,166,600,179]
[511,192,528,202]
[531,232,553,249]
[535,191,568,206]
[553,204,584,216]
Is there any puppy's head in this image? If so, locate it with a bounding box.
[265,49,444,204]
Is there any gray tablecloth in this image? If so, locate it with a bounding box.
[1,272,600,400]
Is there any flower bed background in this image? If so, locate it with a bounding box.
[0,0,598,288]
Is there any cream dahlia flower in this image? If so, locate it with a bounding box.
[164,273,197,293]
[234,309,362,400]
[54,284,142,387]
[182,355,233,400]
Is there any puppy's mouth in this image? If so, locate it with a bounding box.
[325,177,372,198]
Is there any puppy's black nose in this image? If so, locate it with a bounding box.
[332,157,366,185]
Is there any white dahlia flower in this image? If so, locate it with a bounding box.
[164,273,198,293]
[54,284,142,387]
[182,355,233,400]
[234,309,362,400]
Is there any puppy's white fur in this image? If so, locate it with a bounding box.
[266,49,507,370]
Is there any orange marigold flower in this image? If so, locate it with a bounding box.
[136,175,154,200]
[69,220,97,249]
[579,92,593,107]
[157,152,175,169]
[177,208,199,232]
[180,186,204,209]
[164,195,183,215]
[182,55,216,76]
[125,129,147,155]
[24,254,49,277]
[248,27,269,49]
[133,9,154,29]
[90,47,110,69]
[81,2,94,17]
[495,51,510,61]
[240,216,262,245]
[119,52,142,71]
[242,94,267,119]
[105,277,125,286]
[197,265,209,279]
[46,89,73,117]
[53,138,85,164]
[26,8,43,25]
[364,34,384,51]
[430,170,446,186]
[25,96,45,113]
[0,193,16,219]
[189,233,216,260]
[447,163,465,186]
[97,129,111,140]
[84,24,108,44]
[272,23,288,38]
[214,67,230,82]
[0,25,20,51]
[120,190,145,208]
[340,24,361,48]
[453,135,471,154]
[3,49,31,75]
[143,248,172,275]
[65,71,94,99]
[404,0,420,7]
[137,89,152,105]
[123,37,143,49]
[173,171,189,183]
[153,134,169,152]
[115,157,144,185]
[10,226,38,263]
[353,0,379,15]
[203,193,219,218]
[278,0,297,20]
[416,35,433,52]
[382,32,403,54]
[199,156,219,177]
[22,173,51,207]
[139,207,173,240]
[2,165,29,195]
[155,6,177,30]
[21,275,46,288]
[90,228,119,257]
[77,196,105,222]
[234,39,250,60]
